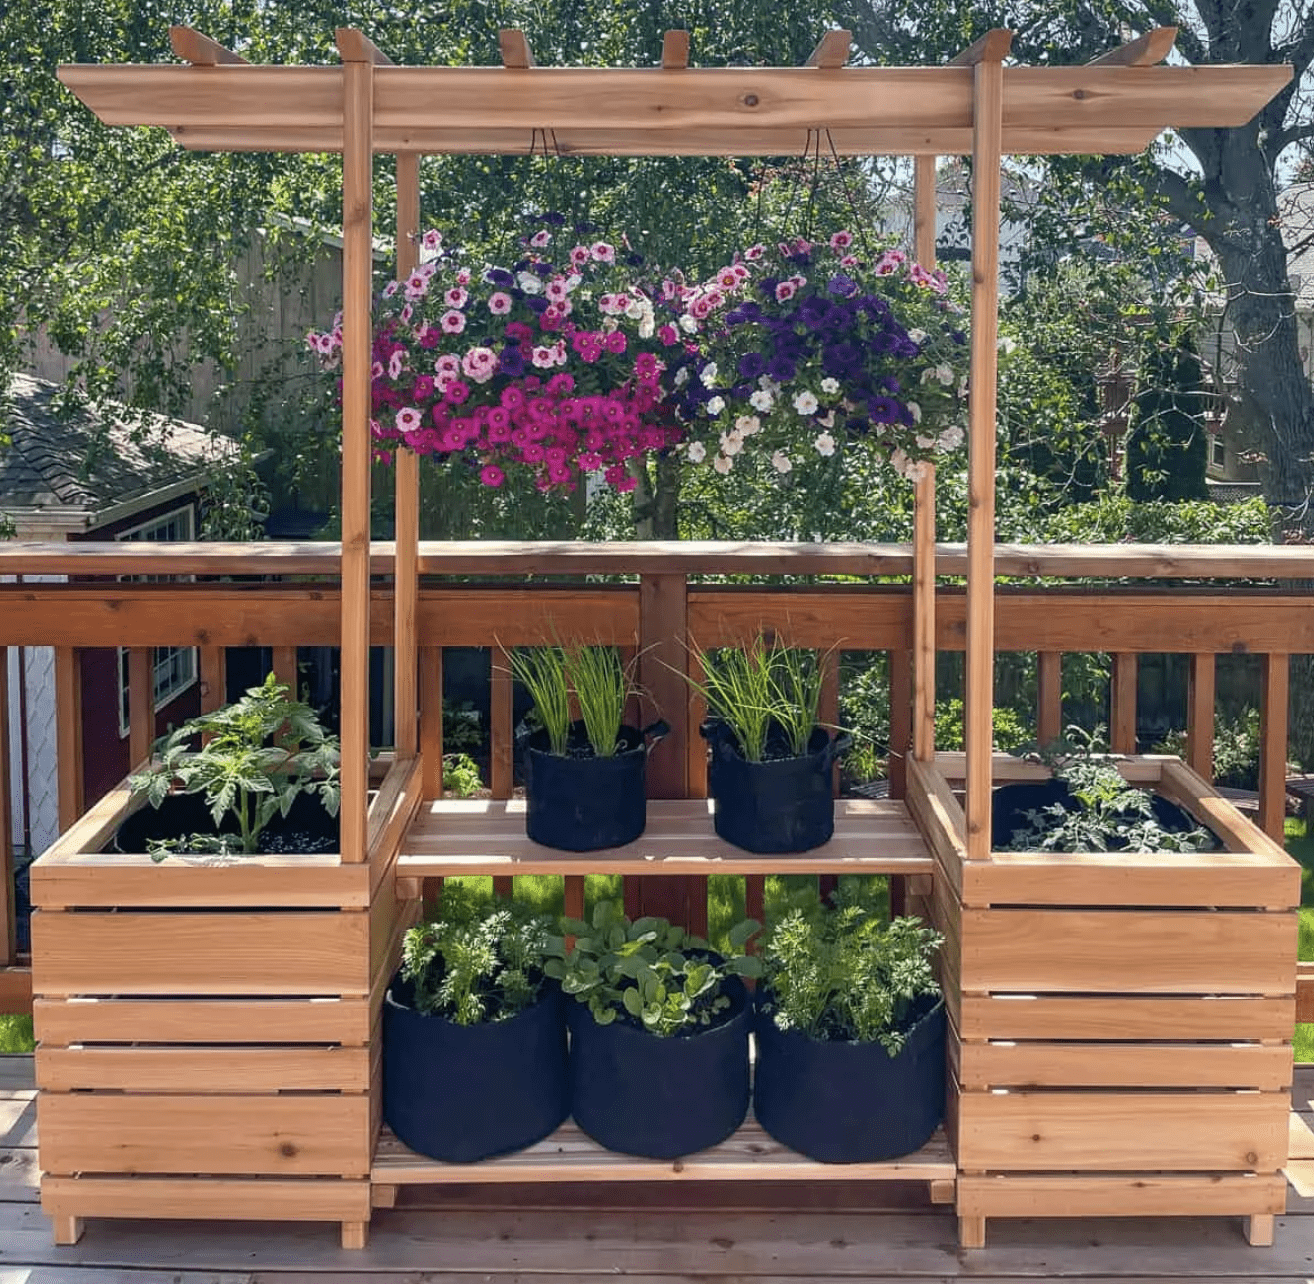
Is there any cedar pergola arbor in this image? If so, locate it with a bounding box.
[42,26,1294,1251]
[56,22,1289,864]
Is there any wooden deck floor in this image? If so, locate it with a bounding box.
[8,1054,1314,1282]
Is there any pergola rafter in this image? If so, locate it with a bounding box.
[54,27,1293,867]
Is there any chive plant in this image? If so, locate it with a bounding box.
[504,642,641,758]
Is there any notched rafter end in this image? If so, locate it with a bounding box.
[661,30,690,69]
[169,26,248,66]
[806,29,852,69]
[948,29,1013,66]
[1088,27,1178,67]
[499,29,535,69]
[336,28,394,66]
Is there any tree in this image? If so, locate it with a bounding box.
[838,0,1314,536]
[1125,329,1210,502]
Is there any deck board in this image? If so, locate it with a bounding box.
[399,798,935,878]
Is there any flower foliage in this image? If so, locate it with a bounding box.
[666,232,970,483]
[308,217,704,495]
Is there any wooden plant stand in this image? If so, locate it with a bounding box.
[907,752,1299,1249]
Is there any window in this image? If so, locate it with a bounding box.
[1210,436,1227,470]
[117,505,198,737]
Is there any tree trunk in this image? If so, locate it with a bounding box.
[631,451,682,540]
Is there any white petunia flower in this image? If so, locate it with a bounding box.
[713,453,734,474]
[907,401,922,424]
[749,389,775,412]
[916,434,936,450]
[679,313,699,334]
[674,367,690,387]
[793,391,819,416]
[706,396,726,416]
[517,272,543,294]
[998,335,1018,356]
[734,415,761,436]
[720,432,743,456]
[700,362,719,387]
[813,432,836,457]
[771,450,793,474]
[820,377,840,395]
[686,441,707,463]
[907,328,927,345]
[936,364,955,386]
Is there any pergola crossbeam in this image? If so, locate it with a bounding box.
[948,29,1014,66]
[168,26,247,66]
[1090,27,1177,66]
[336,28,393,65]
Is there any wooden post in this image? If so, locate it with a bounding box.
[1037,651,1062,745]
[912,153,938,765]
[963,53,1004,861]
[419,647,444,799]
[1109,653,1138,754]
[55,648,83,831]
[271,645,298,696]
[127,647,154,769]
[337,37,375,865]
[199,646,225,712]
[490,654,514,899]
[1259,652,1289,843]
[394,151,421,760]
[630,573,701,932]
[888,646,912,799]
[0,649,13,966]
[1186,652,1215,780]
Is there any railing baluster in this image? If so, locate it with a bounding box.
[1259,652,1289,842]
[817,649,841,906]
[1037,651,1062,745]
[127,647,154,769]
[419,645,444,914]
[271,645,298,696]
[490,651,513,898]
[55,647,83,831]
[1110,653,1138,753]
[1186,652,1216,780]
[888,648,911,799]
[199,646,225,713]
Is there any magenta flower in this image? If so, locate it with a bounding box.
[480,464,505,487]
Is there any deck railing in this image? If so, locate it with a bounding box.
[2,539,1312,1016]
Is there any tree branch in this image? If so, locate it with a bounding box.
[1276,10,1314,80]
[1271,121,1314,158]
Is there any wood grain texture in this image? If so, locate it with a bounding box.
[54,647,82,831]
[168,26,248,64]
[36,1045,370,1092]
[399,798,933,877]
[1088,26,1178,65]
[339,51,374,867]
[661,30,690,69]
[957,1089,1288,1172]
[1260,651,1290,842]
[42,1173,371,1223]
[199,644,225,713]
[374,1120,953,1184]
[1036,651,1062,745]
[0,649,13,965]
[39,1093,371,1177]
[31,909,369,997]
[806,29,850,68]
[1110,652,1137,753]
[419,646,444,800]
[960,906,1296,995]
[1188,651,1216,779]
[964,53,1002,862]
[1158,758,1293,863]
[33,996,371,1046]
[957,1171,1285,1218]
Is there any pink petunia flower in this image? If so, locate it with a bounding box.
[570,245,590,269]
[775,281,798,302]
[529,229,552,248]
[461,347,497,383]
[445,287,469,308]
[440,310,467,334]
[591,241,616,263]
[829,230,854,250]
[420,229,443,251]
[396,407,421,432]
[488,292,513,314]
[480,464,505,487]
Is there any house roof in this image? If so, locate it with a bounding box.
[0,373,238,532]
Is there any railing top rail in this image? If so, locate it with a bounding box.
[2,539,1313,580]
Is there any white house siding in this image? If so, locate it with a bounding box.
[4,576,64,859]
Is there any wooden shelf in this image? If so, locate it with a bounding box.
[372,1120,955,1187]
[395,798,935,888]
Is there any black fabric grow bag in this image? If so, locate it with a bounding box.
[567,975,751,1158]
[702,721,850,854]
[383,975,569,1163]
[523,720,666,852]
[991,778,1220,851]
[753,998,947,1162]
[114,790,339,855]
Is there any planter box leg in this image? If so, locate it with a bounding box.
[341,1220,369,1249]
[930,1178,955,1205]
[372,1183,399,1208]
[1247,1214,1275,1246]
[52,1215,84,1246]
[959,1215,986,1249]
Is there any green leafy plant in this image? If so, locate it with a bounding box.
[546,899,761,1038]
[758,887,942,1055]
[687,637,832,762]
[503,641,644,758]
[442,752,482,798]
[442,699,483,755]
[400,885,562,1025]
[129,673,339,858]
[933,697,1030,754]
[1154,709,1263,791]
[1004,726,1213,854]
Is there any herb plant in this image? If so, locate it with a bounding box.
[129,673,340,858]
[759,888,942,1055]
[400,885,562,1025]
[442,752,482,798]
[547,900,761,1038]
[504,641,643,758]
[688,637,832,762]
[1003,726,1214,854]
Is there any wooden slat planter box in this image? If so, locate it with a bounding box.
[906,753,1300,1250]
[25,768,410,1252]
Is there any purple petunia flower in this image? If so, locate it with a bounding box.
[498,346,526,376]
[487,268,515,287]
[822,341,859,376]
[798,296,831,329]
[827,274,858,297]
[767,356,797,382]
[869,396,901,424]
[737,352,766,379]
